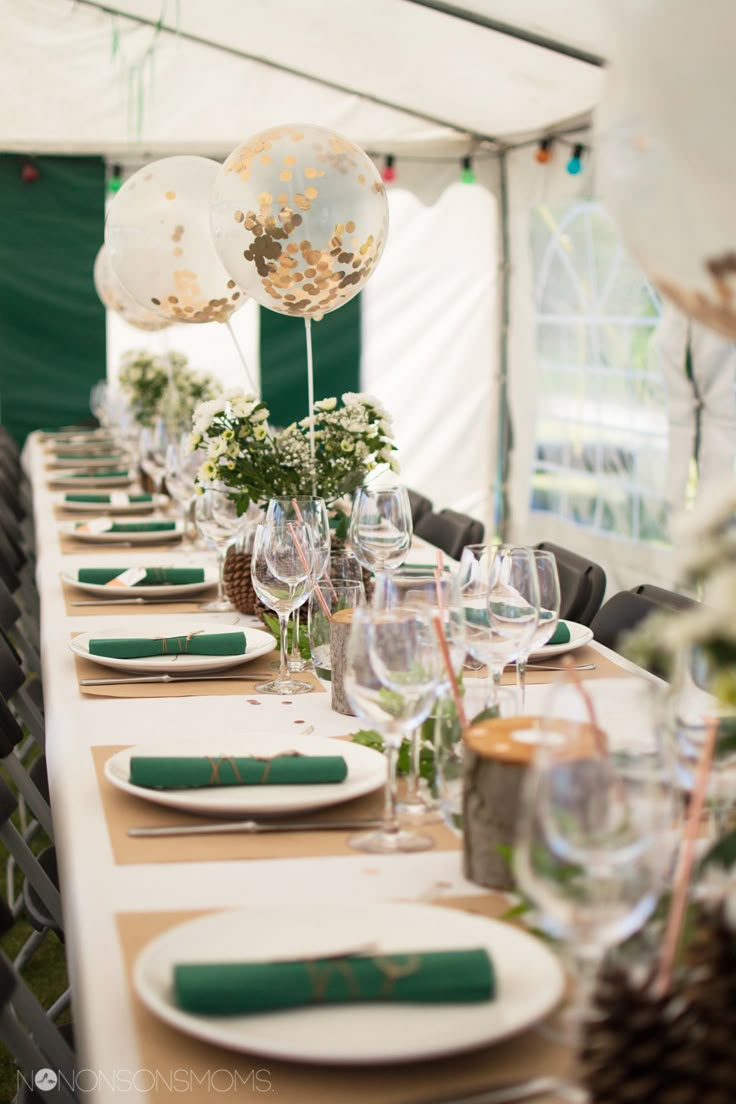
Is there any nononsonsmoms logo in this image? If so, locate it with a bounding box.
[23,1068,273,1094]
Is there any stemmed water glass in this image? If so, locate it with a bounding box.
[193,486,243,612]
[343,605,440,853]
[513,676,677,1042]
[250,521,316,695]
[139,420,168,496]
[348,486,412,576]
[165,433,201,524]
[265,497,331,673]
[456,544,537,710]
[514,549,561,710]
[372,571,466,819]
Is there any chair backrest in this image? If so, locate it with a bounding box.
[414,509,485,561]
[630,584,699,613]
[406,489,433,526]
[589,590,662,655]
[535,541,606,626]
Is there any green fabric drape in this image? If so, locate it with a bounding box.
[0,156,105,444]
[259,296,361,427]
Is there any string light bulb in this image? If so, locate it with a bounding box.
[20,157,40,184]
[108,163,123,193]
[460,155,476,184]
[566,143,585,175]
[381,155,396,183]
[535,138,553,164]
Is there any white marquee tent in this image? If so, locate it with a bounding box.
[3,0,733,595]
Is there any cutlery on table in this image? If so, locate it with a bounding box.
[71,598,215,606]
[412,1075,586,1104]
[80,673,273,685]
[526,663,595,672]
[128,818,385,837]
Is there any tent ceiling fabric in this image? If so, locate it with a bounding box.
[1,0,607,158]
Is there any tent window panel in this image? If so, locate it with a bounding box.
[530,200,665,547]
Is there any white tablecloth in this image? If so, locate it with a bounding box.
[23,434,646,1103]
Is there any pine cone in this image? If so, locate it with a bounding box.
[222,548,267,617]
[580,902,736,1104]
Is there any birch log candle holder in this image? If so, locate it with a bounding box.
[462,716,539,891]
[330,607,356,716]
[462,715,599,891]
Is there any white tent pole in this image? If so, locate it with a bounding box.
[494,147,512,541]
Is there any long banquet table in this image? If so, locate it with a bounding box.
[23,432,648,1104]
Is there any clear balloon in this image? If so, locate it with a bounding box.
[596,0,736,339]
[105,156,246,325]
[211,124,389,320]
[93,245,171,332]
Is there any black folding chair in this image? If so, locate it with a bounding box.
[535,542,606,626]
[414,508,485,560]
[406,489,433,526]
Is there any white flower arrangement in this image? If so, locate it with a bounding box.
[118,350,219,428]
[189,390,400,514]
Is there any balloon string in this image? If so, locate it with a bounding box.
[226,318,258,396]
[305,317,316,496]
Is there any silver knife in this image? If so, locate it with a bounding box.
[128,818,384,837]
[71,597,212,606]
[80,672,271,685]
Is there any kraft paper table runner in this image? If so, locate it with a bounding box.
[464,645,630,685]
[116,897,571,1104]
[62,578,219,617]
[92,746,461,864]
[73,648,326,697]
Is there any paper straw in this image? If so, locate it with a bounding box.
[431,610,467,729]
[655,715,718,997]
[287,522,332,621]
[290,497,337,600]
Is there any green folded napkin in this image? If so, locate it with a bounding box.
[174,947,494,1015]
[129,754,348,789]
[89,631,246,659]
[397,563,451,576]
[65,493,153,504]
[547,621,571,645]
[78,567,205,586]
[56,454,123,462]
[67,470,129,479]
[74,521,176,533]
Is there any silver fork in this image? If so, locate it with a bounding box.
[411,1076,586,1104]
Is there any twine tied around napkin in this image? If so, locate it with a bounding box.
[128,752,348,789]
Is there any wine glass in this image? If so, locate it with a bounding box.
[250,521,316,695]
[348,486,412,576]
[456,544,534,711]
[513,675,677,1041]
[343,606,440,853]
[372,571,466,819]
[266,497,331,674]
[514,550,562,710]
[193,486,243,612]
[139,420,168,495]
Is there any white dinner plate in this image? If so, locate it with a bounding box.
[59,519,184,544]
[104,731,386,816]
[49,469,133,487]
[57,494,168,515]
[133,902,565,1066]
[48,454,127,468]
[70,624,276,675]
[62,565,217,597]
[529,620,593,659]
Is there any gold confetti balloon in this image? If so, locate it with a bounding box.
[92,245,171,332]
[211,125,389,320]
[105,156,247,325]
[597,0,736,338]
